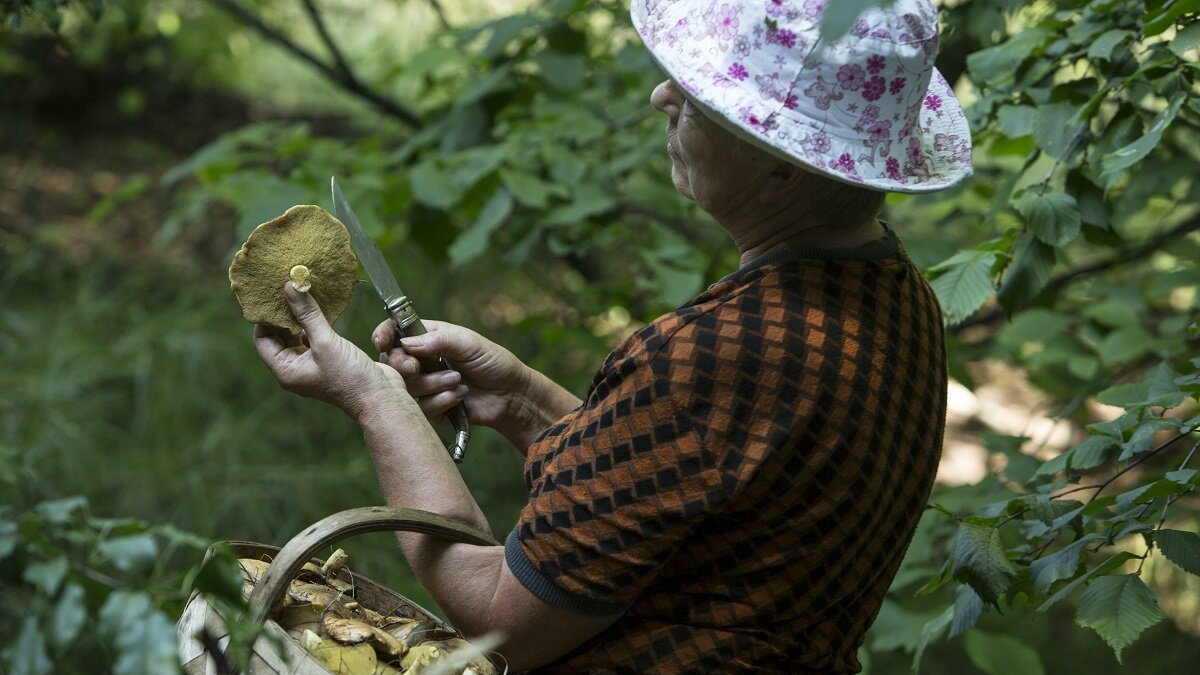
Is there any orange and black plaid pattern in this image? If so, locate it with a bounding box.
[504,237,947,673]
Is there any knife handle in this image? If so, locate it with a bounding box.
[386,297,470,464]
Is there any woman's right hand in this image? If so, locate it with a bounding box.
[372,320,580,451]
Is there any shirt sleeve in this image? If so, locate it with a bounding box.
[506,309,753,613]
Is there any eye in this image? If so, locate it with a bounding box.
[681,96,702,118]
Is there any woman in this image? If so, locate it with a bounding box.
[253,0,971,671]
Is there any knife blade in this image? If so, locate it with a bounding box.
[331,176,470,463]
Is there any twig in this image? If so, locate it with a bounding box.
[299,0,356,82]
[1051,430,1191,501]
[954,215,1200,333]
[1154,438,1200,531]
[206,0,422,128]
[427,0,452,31]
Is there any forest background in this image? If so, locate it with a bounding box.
[1,0,1198,673]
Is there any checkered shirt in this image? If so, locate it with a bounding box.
[504,236,947,673]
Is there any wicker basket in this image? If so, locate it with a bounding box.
[177,506,500,675]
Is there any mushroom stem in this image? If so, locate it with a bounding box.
[290,264,312,293]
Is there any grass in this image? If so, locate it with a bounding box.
[0,242,531,612]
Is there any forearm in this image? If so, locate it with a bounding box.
[497,368,583,452]
[357,396,490,534]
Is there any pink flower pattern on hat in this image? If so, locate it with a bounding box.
[632,0,973,193]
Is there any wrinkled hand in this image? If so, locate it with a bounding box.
[255,283,406,420]
[372,319,533,431]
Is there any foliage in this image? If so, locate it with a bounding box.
[0,446,254,674]
[2,0,1199,673]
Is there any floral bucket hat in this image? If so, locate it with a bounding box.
[631,0,973,193]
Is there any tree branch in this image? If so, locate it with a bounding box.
[953,215,1200,333]
[206,0,422,128]
[299,0,355,83]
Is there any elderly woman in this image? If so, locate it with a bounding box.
[253,0,971,671]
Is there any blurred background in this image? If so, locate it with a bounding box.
[1,0,1198,672]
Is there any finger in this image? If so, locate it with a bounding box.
[253,325,294,374]
[284,282,334,345]
[398,324,475,362]
[372,319,398,352]
[382,348,421,376]
[404,369,463,399]
[417,384,469,418]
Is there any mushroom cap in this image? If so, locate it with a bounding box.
[229,205,358,334]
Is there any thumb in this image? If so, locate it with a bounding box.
[400,324,478,362]
[284,282,333,343]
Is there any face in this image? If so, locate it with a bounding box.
[650,80,781,217]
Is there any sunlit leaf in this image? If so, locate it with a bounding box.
[98,533,159,574]
[22,556,69,596]
[98,591,181,675]
[4,616,53,675]
[1075,574,1163,663]
[52,583,87,648]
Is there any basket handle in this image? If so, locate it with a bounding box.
[247,505,499,624]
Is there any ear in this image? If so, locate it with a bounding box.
[758,162,807,202]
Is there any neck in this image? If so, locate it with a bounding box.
[713,199,886,269]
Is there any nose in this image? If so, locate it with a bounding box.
[651,80,680,120]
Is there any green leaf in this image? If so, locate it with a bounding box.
[1116,475,1190,510]
[964,630,1045,675]
[997,235,1056,315]
[1169,21,1200,57]
[1087,29,1132,61]
[1083,297,1141,329]
[950,584,985,639]
[1101,93,1187,186]
[997,309,1072,349]
[1068,436,1116,471]
[1038,552,1135,612]
[1031,534,1102,596]
[98,534,159,574]
[409,162,460,210]
[951,523,1015,605]
[34,496,88,524]
[1117,418,1181,461]
[52,583,87,648]
[997,105,1037,138]
[22,556,69,596]
[449,189,514,268]
[1155,529,1200,576]
[501,168,565,208]
[928,250,997,326]
[0,519,16,560]
[98,591,181,675]
[1015,191,1082,247]
[967,27,1053,86]
[1099,327,1155,366]
[910,605,953,674]
[1033,102,1080,159]
[1075,574,1164,663]
[4,616,53,675]
[192,546,247,603]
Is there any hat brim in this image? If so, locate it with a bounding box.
[634,3,973,194]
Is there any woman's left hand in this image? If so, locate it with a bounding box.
[253,282,407,420]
